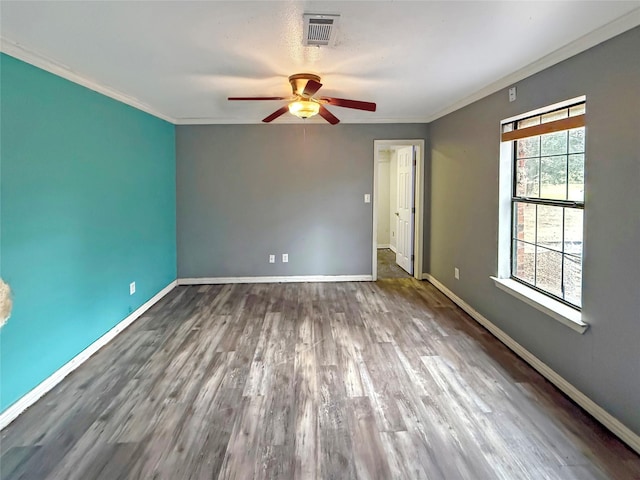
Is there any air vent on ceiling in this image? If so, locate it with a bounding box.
[303,13,340,47]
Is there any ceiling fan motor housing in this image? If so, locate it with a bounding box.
[289,73,321,97]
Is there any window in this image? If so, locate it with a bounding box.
[501,100,585,309]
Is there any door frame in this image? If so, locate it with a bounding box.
[372,139,425,281]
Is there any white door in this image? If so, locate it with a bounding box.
[395,146,415,274]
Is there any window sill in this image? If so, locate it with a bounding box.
[490,277,589,334]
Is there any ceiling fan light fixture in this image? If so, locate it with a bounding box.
[229,72,376,124]
[288,100,320,119]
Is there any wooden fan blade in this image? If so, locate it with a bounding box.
[302,80,323,97]
[322,97,376,112]
[228,97,289,101]
[262,106,289,123]
[319,106,340,125]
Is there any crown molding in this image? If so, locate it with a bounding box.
[173,117,431,125]
[2,7,638,127]
[426,8,640,123]
[0,37,176,124]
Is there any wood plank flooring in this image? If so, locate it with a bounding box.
[1,279,639,479]
[377,249,411,279]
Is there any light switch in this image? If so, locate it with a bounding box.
[364,194,371,203]
[509,87,517,102]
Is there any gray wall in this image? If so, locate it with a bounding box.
[428,27,640,435]
[176,123,427,278]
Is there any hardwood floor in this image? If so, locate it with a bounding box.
[377,248,411,279]
[1,279,639,479]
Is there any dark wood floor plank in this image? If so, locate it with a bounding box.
[330,312,365,398]
[1,278,639,480]
[145,354,236,479]
[0,446,40,480]
[293,313,319,480]
[260,344,296,448]
[220,310,264,391]
[347,396,393,480]
[90,442,143,480]
[317,366,358,480]
[356,355,407,433]
[381,430,433,480]
[359,342,408,433]
[217,396,266,479]
[187,387,242,480]
[313,309,338,367]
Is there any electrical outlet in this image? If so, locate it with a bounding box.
[508,87,517,102]
[364,194,371,203]
[269,254,275,263]
[282,253,289,263]
[129,281,136,295]
[454,268,460,280]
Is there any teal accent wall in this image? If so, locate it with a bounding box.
[0,54,177,411]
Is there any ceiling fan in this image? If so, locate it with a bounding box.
[228,73,376,125]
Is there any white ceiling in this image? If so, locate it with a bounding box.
[1,1,639,125]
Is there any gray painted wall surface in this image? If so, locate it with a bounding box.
[176,123,427,278]
[428,27,640,435]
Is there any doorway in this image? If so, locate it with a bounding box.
[372,140,424,281]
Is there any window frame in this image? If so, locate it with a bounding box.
[492,95,588,333]
[506,101,585,310]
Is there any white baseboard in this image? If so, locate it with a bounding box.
[389,244,397,254]
[377,244,391,249]
[423,273,640,455]
[0,280,177,431]
[178,275,373,285]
